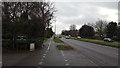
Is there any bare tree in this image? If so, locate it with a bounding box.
[2,1,56,49]
[69,24,78,37]
[94,19,107,37]
[70,24,76,30]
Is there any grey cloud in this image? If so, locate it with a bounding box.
[54,2,118,34]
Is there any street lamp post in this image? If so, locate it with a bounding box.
[54,22,56,38]
[54,19,56,39]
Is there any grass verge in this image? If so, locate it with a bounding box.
[56,45,73,50]
[70,37,120,48]
[53,37,64,43]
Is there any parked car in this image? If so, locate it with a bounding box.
[77,36,81,39]
[103,38,113,42]
[66,36,70,39]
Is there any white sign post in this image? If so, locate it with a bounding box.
[30,43,35,51]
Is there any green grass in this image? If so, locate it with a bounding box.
[70,37,120,47]
[56,45,73,50]
[53,37,64,43]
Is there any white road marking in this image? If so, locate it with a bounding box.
[65,60,68,61]
[61,51,71,66]
[41,58,44,61]
[38,39,52,66]
[43,54,46,56]
[47,40,51,50]
[38,62,43,65]
[66,63,70,66]
[90,60,97,65]
[43,56,45,58]
[61,50,65,57]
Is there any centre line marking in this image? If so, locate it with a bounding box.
[89,60,98,66]
[66,63,70,66]
[43,54,46,56]
[61,51,70,66]
[61,50,65,57]
[65,60,68,61]
[38,62,43,65]
[43,56,45,58]
[41,58,44,61]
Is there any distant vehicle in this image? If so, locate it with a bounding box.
[66,36,70,39]
[77,36,81,39]
[103,38,113,42]
[68,35,71,37]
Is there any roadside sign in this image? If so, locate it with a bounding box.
[30,43,35,51]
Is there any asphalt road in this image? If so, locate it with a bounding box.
[60,37,118,66]
[0,40,2,68]
[2,37,118,68]
[39,38,97,66]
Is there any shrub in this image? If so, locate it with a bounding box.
[2,39,13,49]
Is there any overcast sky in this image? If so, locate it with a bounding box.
[0,0,119,34]
[52,1,118,34]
